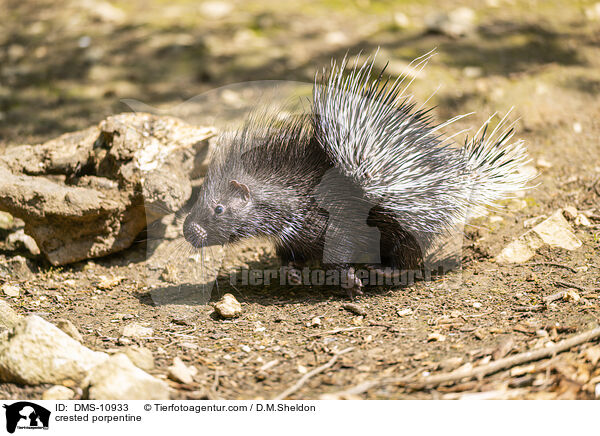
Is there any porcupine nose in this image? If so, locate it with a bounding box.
[183,216,207,248]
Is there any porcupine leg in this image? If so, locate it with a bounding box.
[340,266,364,300]
[367,206,425,285]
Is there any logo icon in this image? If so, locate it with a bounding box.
[3,402,50,433]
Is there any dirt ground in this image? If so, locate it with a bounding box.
[0,0,599,399]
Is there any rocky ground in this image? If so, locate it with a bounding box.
[0,0,599,399]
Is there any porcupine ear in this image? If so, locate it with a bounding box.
[230,180,251,201]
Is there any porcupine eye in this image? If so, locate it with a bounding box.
[214,205,224,215]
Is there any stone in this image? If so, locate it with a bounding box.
[575,214,592,227]
[392,12,410,28]
[563,206,578,220]
[5,229,40,255]
[117,336,132,346]
[84,353,169,400]
[427,332,446,342]
[199,1,233,19]
[397,308,413,316]
[121,322,154,338]
[1,284,20,297]
[0,299,21,329]
[535,157,553,170]
[0,315,108,384]
[213,293,242,319]
[55,319,84,342]
[122,346,154,372]
[585,3,600,20]
[308,316,321,327]
[497,210,582,263]
[0,255,35,280]
[167,357,197,384]
[0,113,214,265]
[81,0,126,23]
[425,7,476,37]
[0,211,14,230]
[42,385,75,400]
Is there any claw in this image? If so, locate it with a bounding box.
[283,262,304,285]
[287,268,302,285]
[342,267,364,300]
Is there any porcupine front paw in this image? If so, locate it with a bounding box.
[341,267,363,300]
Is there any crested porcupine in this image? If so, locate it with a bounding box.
[183,53,531,298]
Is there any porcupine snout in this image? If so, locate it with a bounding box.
[183,216,207,249]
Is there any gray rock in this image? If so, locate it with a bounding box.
[0,315,108,384]
[0,113,214,265]
[83,353,170,400]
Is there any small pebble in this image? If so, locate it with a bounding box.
[179,342,198,350]
[42,385,75,400]
[1,284,20,297]
[397,308,413,316]
[536,157,553,169]
[122,322,154,338]
[214,293,242,319]
[342,303,367,316]
[575,214,591,227]
[413,351,429,360]
[563,206,578,220]
[117,336,132,346]
[563,289,580,302]
[308,316,321,327]
[427,332,446,342]
[472,302,482,309]
[393,12,410,28]
[167,357,197,384]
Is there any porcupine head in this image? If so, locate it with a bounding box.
[182,111,331,252]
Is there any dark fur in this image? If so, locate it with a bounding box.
[183,112,425,280]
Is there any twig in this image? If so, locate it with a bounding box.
[308,327,364,337]
[527,262,578,274]
[326,326,600,398]
[514,305,545,312]
[543,291,567,304]
[274,347,354,400]
[554,281,600,293]
[207,369,221,400]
